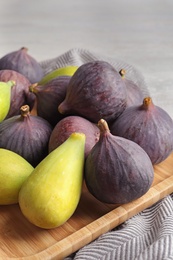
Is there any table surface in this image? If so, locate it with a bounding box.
[0,0,173,119]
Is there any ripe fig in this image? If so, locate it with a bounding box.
[110,97,173,165]
[0,105,52,167]
[0,47,44,84]
[0,69,35,118]
[0,148,34,205]
[119,69,145,107]
[29,76,71,126]
[38,65,78,85]
[58,60,127,123]
[85,119,154,204]
[0,80,15,122]
[19,132,86,229]
[48,115,100,158]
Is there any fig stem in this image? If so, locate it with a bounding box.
[20,105,30,117]
[119,69,126,78]
[21,47,28,52]
[7,80,16,88]
[142,97,153,109]
[29,83,38,93]
[98,119,110,134]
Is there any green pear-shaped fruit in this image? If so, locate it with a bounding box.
[0,80,15,122]
[18,132,86,229]
[0,148,34,205]
[38,65,78,85]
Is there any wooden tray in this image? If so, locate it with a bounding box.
[0,153,173,260]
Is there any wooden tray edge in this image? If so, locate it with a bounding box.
[8,175,173,260]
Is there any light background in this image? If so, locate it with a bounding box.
[0,0,173,117]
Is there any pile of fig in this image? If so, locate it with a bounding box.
[0,47,173,229]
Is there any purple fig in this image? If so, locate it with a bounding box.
[0,105,52,167]
[29,76,71,127]
[58,60,127,123]
[48,115,100,158]
[0,47,44,83]
[85,119,154,204]
[110,97,173,164]
[119,69,145,107]
[0,69,35,118]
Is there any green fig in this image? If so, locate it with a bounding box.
[0,148,34,205]
[0,80,15,122]
[18,132,86,229]
[38,65,78,85]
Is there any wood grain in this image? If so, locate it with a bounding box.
[0,153,173,260]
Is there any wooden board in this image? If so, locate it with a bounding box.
[0,153,173,260]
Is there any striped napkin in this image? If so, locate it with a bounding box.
[65,194,173,260]
[40,49,173,260]
[40,48,149,97]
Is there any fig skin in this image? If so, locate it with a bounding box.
[110,97,173,165]
[0,47,44,84]
[29,76,71,127]
[84,119,154,204]
[0,105,53,167]
[0,69,35,118]
[48,115,100,158]
[58,60,127,123]
[119,69,145,107]
[0,80,15,122]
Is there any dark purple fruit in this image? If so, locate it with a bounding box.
[85,119,154,204]
[48,115,100,158]
[58,60,127,123]
[0,69,35,118]
[110,97,173,165]
[0,47,44,84]
[0,105,52,167]
[119,69,145,107]
[29,76,71,127]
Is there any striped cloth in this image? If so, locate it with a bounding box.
[40,48,149,97]
[40,49,173,260]
[65,194,173,260]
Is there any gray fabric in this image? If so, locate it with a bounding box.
[68,195,173,260]
[40,49,173,260]
[40,48,149,97]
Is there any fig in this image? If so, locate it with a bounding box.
[110,97,173,165]
[38,65,78,85]
[0,148,34,205]
[85,119,154,204]
[19,132,86,229]
[0,69,35,118]
[0,105,52,167]
[29,76,71,126]
[48,115,100,157]
[119,69,145,107]
[0,80,15,122]
[0,47,44,83]
[58,60,127,123]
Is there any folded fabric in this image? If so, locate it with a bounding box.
[65,194,173,260]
